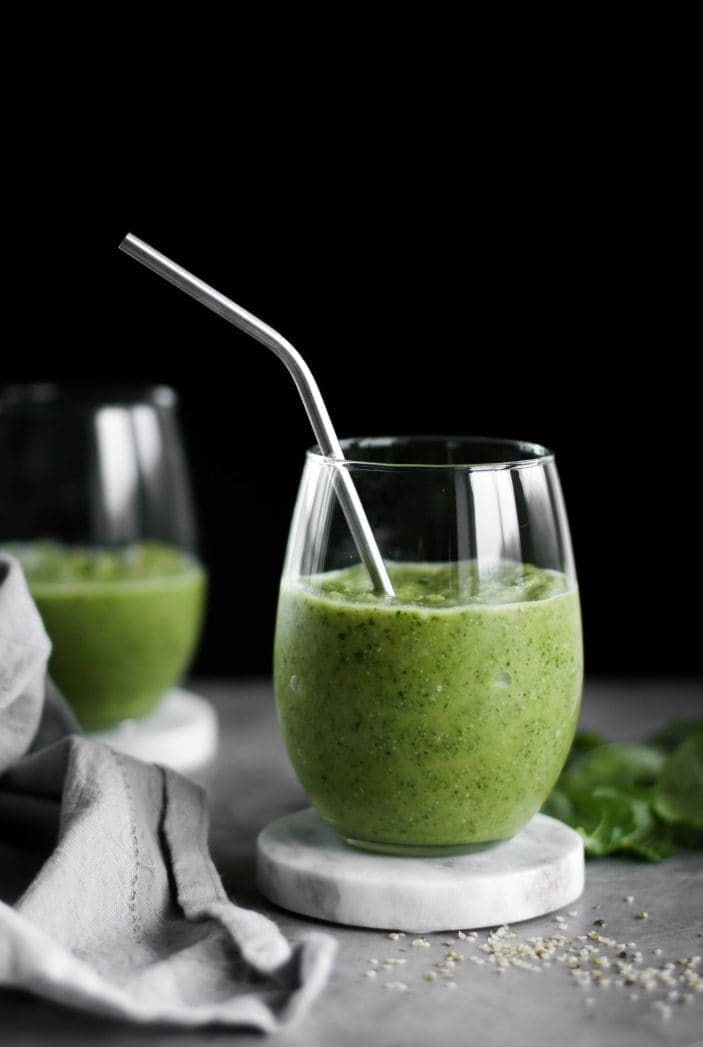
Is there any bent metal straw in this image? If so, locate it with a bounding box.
[119,233,394,596]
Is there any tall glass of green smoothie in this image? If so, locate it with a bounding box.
[0,384,206,730]
[274,437,582,856]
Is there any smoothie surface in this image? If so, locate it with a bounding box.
[309,559,570,608]
[5,539,200,587]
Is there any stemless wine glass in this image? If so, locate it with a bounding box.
[274,436,583,856]
[0,383,206,730]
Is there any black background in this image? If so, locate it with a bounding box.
[5,66,698,680]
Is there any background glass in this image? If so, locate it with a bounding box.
[0,384,206,729]
[274,436,583,855]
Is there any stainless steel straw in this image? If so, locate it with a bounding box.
[119,233,394,597]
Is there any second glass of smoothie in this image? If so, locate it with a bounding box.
[0,384,206,730]
[274,436,583,856]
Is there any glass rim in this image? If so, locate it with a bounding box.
[307,435,555,472]
[0,382,178,411]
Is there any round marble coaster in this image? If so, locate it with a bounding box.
[89,688,218,773]
[257,808,584,932]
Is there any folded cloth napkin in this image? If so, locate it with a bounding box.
[0,553,336,1029]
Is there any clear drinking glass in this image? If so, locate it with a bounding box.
[274,436,583,856]
[0,383,206,730]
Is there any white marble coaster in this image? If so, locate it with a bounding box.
[89,688,218,774]
[257,808,584,932]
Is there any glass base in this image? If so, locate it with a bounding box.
[342,834,508,857]
[70,694,165,732]
[88,688,218,773]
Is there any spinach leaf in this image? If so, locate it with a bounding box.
[542,716,702,862]
[648,717,703,753]
[655,731,703,831]
[572,786,673,862]
[561,743,665,793]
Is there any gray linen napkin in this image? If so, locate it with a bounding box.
[0,553,336,1028]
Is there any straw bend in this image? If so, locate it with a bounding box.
[119,233,394,597]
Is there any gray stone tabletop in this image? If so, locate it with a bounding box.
[2,678,702,1047]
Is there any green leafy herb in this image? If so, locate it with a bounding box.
[560,743,665,793]
[542,717,703,862]
[648,717,703,753]
[655,730,703,831]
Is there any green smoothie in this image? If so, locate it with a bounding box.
[274,560,582,853]
[5,541,206,730]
